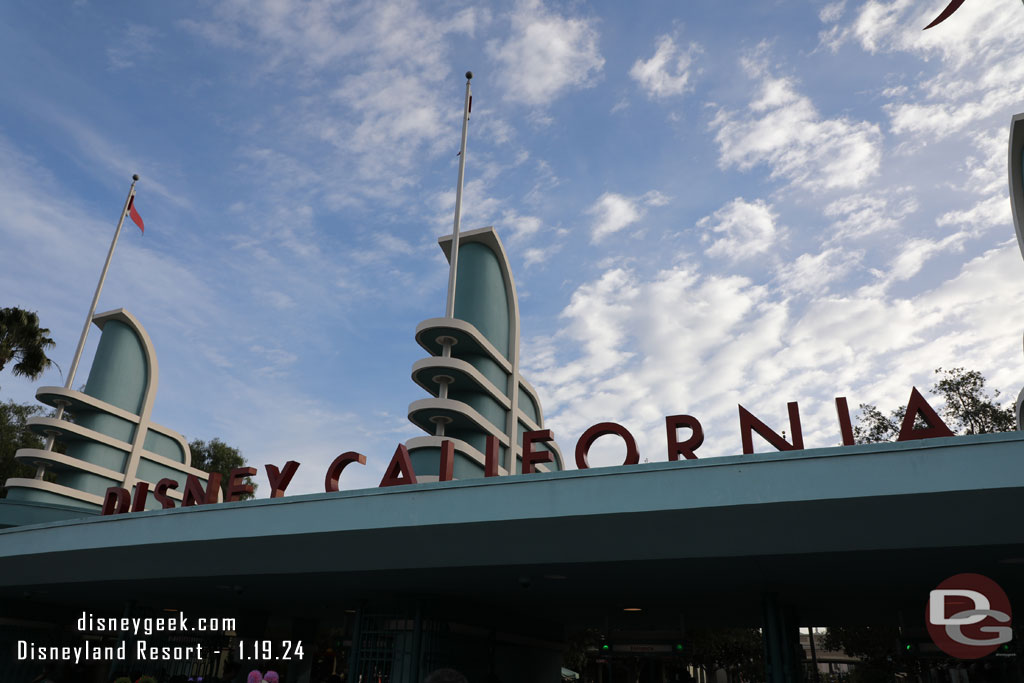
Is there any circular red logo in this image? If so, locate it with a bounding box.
[926,573,1013,659]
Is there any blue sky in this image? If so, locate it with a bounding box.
[2,0,1024,495]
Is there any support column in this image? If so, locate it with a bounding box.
[347,607,363,683]
[411,601,423,683]
[762,593,803,683]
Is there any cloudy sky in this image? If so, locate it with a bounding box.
[2,0,1023,495]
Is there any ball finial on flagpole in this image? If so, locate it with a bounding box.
[133,174,139,181]
[465,71,473,80]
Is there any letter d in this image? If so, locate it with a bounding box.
[930,589,990,625]
[17,640,26,659]
[77,611,87,630]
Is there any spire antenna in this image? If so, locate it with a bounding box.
[37,175,139,471]
[445,71,473,318]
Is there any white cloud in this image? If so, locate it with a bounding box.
[642,190,670,207]
[848,0,1023,65]
[587,190,668,243]
[29,105,188,208]
[629,35,701,99]
[501,210,543,240]
[959,129,1006,196]
[488,0,604,107]
[831,1,1024,147]
[819,1,846,23]
[848,0,913,53]
[811,0,1024,305]
[699,197,782,261]
[710,51,883,192]
[937,195,1010,232]
[181,0,480,75]
[181,0,480,205]
[330,70,448,184]
[886,233,966,281]
[433,178,504,233]
[882,85,908,98]
[523,243,562,268]
[107,24,158,70]
[525,244,1024,464]
[588,194,640,242]
[774,247,862,295]
[476,115,515,146]
[823,190,919,242]
[886,89,1020,141]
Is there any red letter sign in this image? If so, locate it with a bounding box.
[101,486,131,515]
[379,444,418,487]
[266,461,301,498]
[522,429,555,474]
[575,422,639,469]
[325,452,366,492]
[225,467,257,502]
[485,435,500,477]
[665,415,703,460]
[739,402,804,454]
[182,473,222,506]
[130,481,150,512]
[153,478,178,509]
[439,440,455,482]
[835,397,855,446]
[897,387,955,441]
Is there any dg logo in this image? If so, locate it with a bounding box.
[927,573,1013,659]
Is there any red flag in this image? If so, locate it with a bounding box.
[128,195,144,233]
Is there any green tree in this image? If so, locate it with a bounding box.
[563,627,602,674]
[0,307,57,386]
[822,626,914,683]
[0,400,64,497]
[188,437,257,500]
[853,367,1015,444]
[681,627,764,682]
[0,400,45,497]
[932,367,1015,434]
[852,403,903,445]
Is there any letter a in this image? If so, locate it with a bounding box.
[897,387,955,441]
[379,444,418,487]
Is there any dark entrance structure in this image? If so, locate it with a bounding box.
[2,431,1023,681]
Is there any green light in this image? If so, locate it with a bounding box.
[905,644,912,651]
[675,644,683,651]
[601,644,610,651]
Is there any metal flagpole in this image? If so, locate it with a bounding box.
[445,71,473,319]
[433,73,473,435]
[39,174,139,465]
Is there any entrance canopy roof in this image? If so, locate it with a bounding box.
[1,432,1022,626]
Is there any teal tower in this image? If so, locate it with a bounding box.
[406,226,564,480]
[1009,113,1024,429]
[2,309,212,525]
